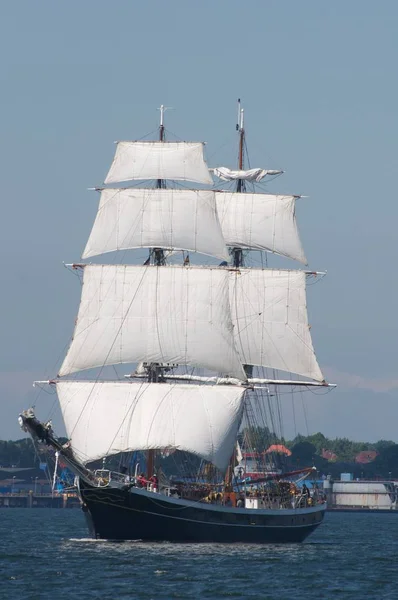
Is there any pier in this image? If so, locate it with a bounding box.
[0,491,80,508]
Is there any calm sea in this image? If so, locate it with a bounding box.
[0,509,396,599]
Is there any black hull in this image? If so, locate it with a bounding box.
[79,480,326,543]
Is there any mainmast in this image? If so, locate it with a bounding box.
[225,100,246,489]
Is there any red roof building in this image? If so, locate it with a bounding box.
[322,449,337,461]
[355,450,378,464]
[265,444,292,457]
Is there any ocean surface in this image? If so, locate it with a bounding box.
[0,509,397,600]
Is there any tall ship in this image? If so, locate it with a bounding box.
[20,101,333,542]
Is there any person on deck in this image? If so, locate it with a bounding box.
[150,474,159,490]
[136,473,147,488]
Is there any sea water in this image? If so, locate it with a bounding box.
[0,509,396,599]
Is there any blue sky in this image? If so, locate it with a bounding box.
[1,0,397,441]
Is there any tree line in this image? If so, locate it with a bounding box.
[2,431,398,479]
[239,428,398,479]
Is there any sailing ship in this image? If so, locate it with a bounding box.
[19,101,333,542]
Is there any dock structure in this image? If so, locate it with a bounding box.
[0,491,80,508]
[324,477,398,511]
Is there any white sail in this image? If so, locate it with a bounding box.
[56,381,246,471]
[213,167,282,182]
[83,188,228,261]
[230,269,324,382]
[59,265,246,381]
[216,192,307,264]
[104,141,213,185]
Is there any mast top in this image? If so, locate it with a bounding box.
[236,99,245,196]
[237,99,244,133]
[157,104,172,130]
[156,104,172,184]
[158,104,165,127]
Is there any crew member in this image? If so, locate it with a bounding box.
[136,473,147,488]
[150,473,159,490]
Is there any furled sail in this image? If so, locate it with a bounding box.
[216,192,307,264]
[56,381,246,471]
[104,141,213,185]
[83,188,228,261]
[213,167,283,182]
[230,269,324,382]
[59,265,246,381]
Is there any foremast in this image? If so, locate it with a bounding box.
[147,104,167,478]
[152,104,167,267]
